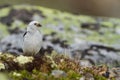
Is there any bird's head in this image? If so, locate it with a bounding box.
[28,21,42,28]
[27,21,42,32]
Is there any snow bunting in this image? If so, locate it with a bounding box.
[23,21,43,56]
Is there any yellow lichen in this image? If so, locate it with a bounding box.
[13,72,21,77]
[13,55,34,65]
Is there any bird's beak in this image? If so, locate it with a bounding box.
[36,23,42,27]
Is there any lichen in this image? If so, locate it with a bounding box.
[13,55,34,65]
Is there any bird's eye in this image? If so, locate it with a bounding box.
[34,23,37,25]
[34,22,42,27]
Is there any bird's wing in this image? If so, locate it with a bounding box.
[23,31,27,37]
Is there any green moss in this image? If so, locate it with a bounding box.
[79,15,96,23]
[101,21,114,27]
[0,8,10,17]
[13,5,35,11]
[41,27,55,34]
[10,20,26,29]
[67,70,82,79]
[9,69,81,80]
[0,23,9,38]
[94,75,107,80]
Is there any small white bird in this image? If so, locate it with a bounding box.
[22,21,43,56]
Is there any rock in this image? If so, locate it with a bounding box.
[0,31,69,55]
[0,9,45,25]
[51,70,67,78]
[84,73,94,80]
[70,41,120,66]
[0,26,120,67]
[79,76,85,80]
[83,48,120,66]
[32,14,44,22]
[0,32,24,55]
[79,60,92,67]
[110,68,120,80]
[115,28,120,34]
[70,39,90,51]
[0,4,10,9]
[1,31,120,67]
[81,23,100,30]
[80,73,94,80]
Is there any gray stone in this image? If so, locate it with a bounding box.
[0,33,24,55]
[51,70,67,78]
